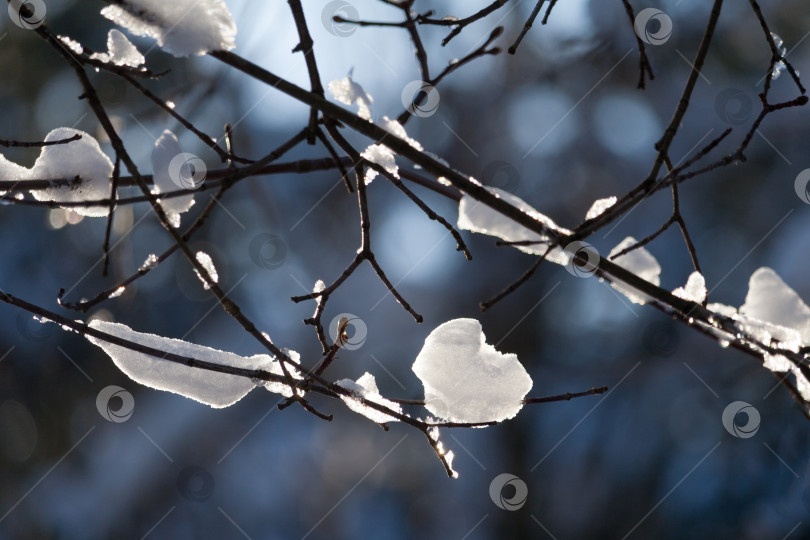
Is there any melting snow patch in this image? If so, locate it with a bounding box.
[458,187,571,264]
[585,196,617,220]
[673,271,706,304]
[337,372,403,424]
[412,318,532,423]
[193,251,218,289]
[328,75,373,120]
[86,320,292,407]
[607,237,661,305]
[29,128,113,218]
[90,29,145,67]
[101,0,237,57]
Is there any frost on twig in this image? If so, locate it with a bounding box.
[193,251,218,290]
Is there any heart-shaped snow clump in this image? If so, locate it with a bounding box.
[412,318,533,423]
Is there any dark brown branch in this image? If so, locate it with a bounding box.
[748,0,806,94]
[649,0,724,182]
[101,155,120,277]
[524,386,609,404]
[0,133,81,147]
[416,0,509,46]
[288,0,326,144]
[508,0,546,55]
[366,161,471,260]
[59,129,310,312]
[620,0,655,89]
[480,245,552,311]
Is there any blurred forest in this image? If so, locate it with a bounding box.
[1,0,810,538]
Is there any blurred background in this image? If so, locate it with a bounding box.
[1,0,810,538]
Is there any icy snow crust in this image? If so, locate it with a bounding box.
[672,271,707,304]
[458,187,572,264]
[706,267,810,400]
[337,372,404,424]
[151,130,196,226]
[412,318,532,423]
[87,320,300,407]
[194,251,218,289]
[741,267,810,346]
[101,0,237,57]
[328,75,373,121]
[30,128,114,217]
[607,237,661,305]
[585,196,617,220]
[90,29,145,67]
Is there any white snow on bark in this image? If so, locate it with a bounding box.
[151,130,196,227]
[706,268,809,353]
[337,372,403,424]
[705,268,810,398]
[90,29,145,67]
[763,353,793,373]
[101,0,237,57]
[741,267,810,346]
[607,237,661,305]
[380,116,423,151]
[139,253,159,271]
[86,320,298,407]
[585,196,617,220]
[360,144,397,184]
[29,128,113,218]
[412,318,532,423]
[258,350,303,398]
[193,251,218,290]
[58,35,84,54]
[672,271,706,304]
[328,75,373,121]
[0,154,32,195]
[457,187,572,264]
